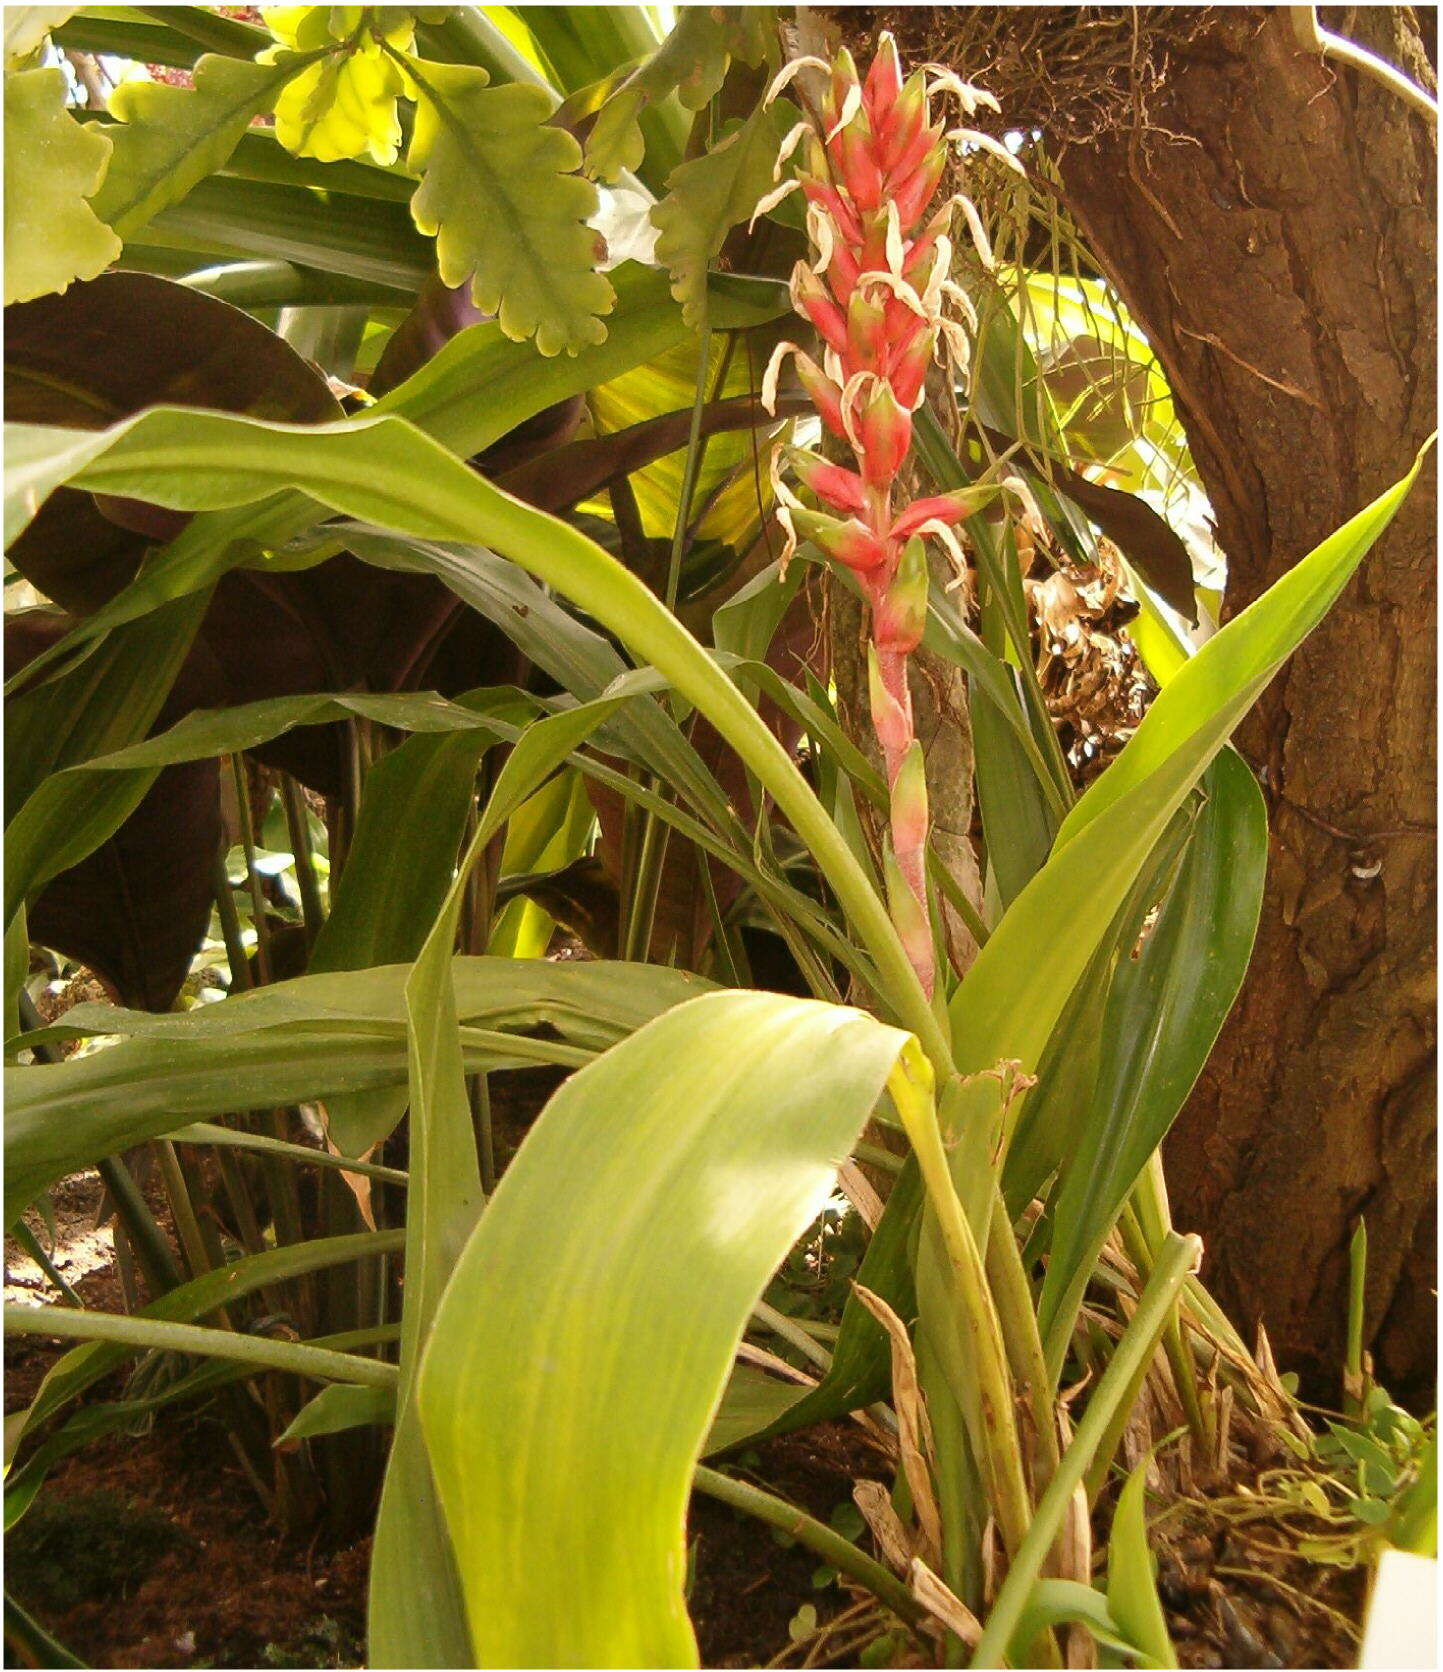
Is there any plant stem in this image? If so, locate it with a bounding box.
[890,1050,1035,1560]
[10,1219,82,1307]
[751,1298,833,1373]
[693,1466,931,1633]
[280,775,326,946]
[230,754,272,985]
[3,1304,399,1388]
[970,1233,1201,1668]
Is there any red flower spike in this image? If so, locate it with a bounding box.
[855,380,912,485]
[879,71,928,174]
[863,36,903,123]
[891,492,975,540]
[771,37,990,1005]
[785,448,868,516]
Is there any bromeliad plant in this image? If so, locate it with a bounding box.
[3,10,1433,1670]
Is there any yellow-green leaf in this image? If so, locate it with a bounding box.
[405,58,614,356]
[4,67,119,304]
[416,990,912,1666]
[269,16,413,165]
[92,52,306,239]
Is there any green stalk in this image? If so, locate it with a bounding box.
[1118,1200,1213,1454]
[970,1233,1201,1668]
[890,1048,1035,1560]
[1345,1217,1368,1416]
[280,775,326,946]
[211,847,252,991]
[751,1298,833,1373]
[626,314,716,963]
[693,1466,931,1633]
[10,1220,82,1308]
[984,1205,1061,1487]
[3,1304,398,1388]
[230,753,272,985]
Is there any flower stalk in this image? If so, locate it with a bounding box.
[765,36,1003,998]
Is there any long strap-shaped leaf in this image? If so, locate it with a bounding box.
[5,404,944,1061]
[942,442,1430,1214]
[416,989,912,1667]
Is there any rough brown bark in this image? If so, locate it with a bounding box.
[862,4,1436,1401]
[1047,6,1435,1406]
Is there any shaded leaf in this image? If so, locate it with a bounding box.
[278,1382,395,1445]
[3,68,120,304]
[652,99,795,327]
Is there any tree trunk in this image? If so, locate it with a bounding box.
[1039,7,1436,1403]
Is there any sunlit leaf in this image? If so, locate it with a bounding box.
[92,53,306,239]
[3,68,120,304]
[404,57,614,356]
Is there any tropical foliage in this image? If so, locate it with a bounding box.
[3,7,1431,1669]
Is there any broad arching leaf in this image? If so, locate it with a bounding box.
[412,990,912,1667]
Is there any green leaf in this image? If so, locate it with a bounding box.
[944,444,1429,1210]
[1037,749,1267,1374]
[91,53,306,239]
[583,5,760,182]
[4,67,120,303]
[414,990,911,1666]
[278,1381,395,1445]
[6,956,709,1222]
[404,58,614,355]
[4,8,79,64]
[651,99,795,328]
[1106,1461,1178,1668]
